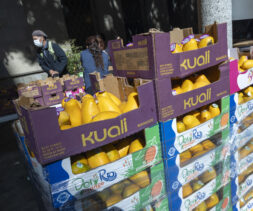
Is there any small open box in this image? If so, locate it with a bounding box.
[14,75,157,165]
[108,22,227,79]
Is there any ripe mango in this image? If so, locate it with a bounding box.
[102,144,120,162]
[60,125,72,130]
[97,188,111,202]
[107,92,122,106]
[180,150,192,164]
[209,104,220,118]
[206,193,219,208]
[200,167,216,184]
[173,85,183,95]
[123,92,139,113]
[195,74,211,84]
[182,37,198,52]
[183,115,200,129]
[194,202,207,211]
[129,138,144,153]
[86,149,110,169]
[64,98,82,127]
[92,111,120,122]
[238,92,244,105]
[189,144,204,155]
[238,56,248,67]
[71,155,90,175]
[171,43,183,54]
[192,180,204,192]
[105,194,122,207]
[193,81,210,90]
[119,102,127,112]
[181,79,194,93]
[192,150,208,158]
[242,60,253,70]
[115,138,130,158]
[129,171,150,188]
[122,183,140,199]
[244,86,253,97]
[202,140,216,151]
[110,182,125,195]
[177,121,186,133]
[81,94,93,102]
[97,95,121,114]
[81,98,99,124]
[198,35,214,48]
[58,111,70,126]
[182,183,193,198]
[199,110,212,123]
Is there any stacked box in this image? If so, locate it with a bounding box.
[62,74,85,98]
[230,91,253,210]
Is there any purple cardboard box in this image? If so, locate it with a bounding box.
[42,92,64,106]
[108,23,227,79]
[18,85,42,98]
[18,80,157,165]
[64,77,84,91]
[40,81,63,96]
[155,62,230,121]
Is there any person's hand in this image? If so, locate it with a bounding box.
[49,70,58,76]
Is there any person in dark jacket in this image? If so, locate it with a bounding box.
[32,30,68,77]
[80,36,109,94]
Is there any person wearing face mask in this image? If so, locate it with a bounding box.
[32,30,68,77]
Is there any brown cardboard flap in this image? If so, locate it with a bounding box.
[170,28,184,44]
[205,22,218,42]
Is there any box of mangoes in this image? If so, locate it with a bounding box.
[167,157,231,211]
[160,96,230,160]
[108,22,227,79]
[14,75,158,165]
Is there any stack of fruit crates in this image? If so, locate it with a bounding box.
[13,73,167,210]
[229,49,253,211]
[108,22,232,211]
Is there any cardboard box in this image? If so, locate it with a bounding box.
[167,158,230,211]
[163,128,230,193]
[160,96,230,159]
[155,62,229,121]
[73,162,166,211]
[108,23,227,79]
[40,80,63,96]
[17,84,42,98]
[64,77,84,91]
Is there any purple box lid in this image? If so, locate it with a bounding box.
[20,81,157,165]
[18,86,42,98]
[42,92,64,106]
[64,78,84,91]
[40,81,63,96]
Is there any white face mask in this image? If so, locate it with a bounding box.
[33,39,43,47]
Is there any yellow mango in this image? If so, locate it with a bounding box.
[177,121,186,133]
[192,180,204,192]
[244,86,253,97]
[182,183,193,198]
[71,155,90,175]
[105,194,122,207]
[107,92,121,106]
[244,189,253,201]
[81,94,93,102]
[92,111,120,122]
[182,38,198,52]
[200,167,216,184]
[242,59,253,70]
[115,138,130,158]
[58,111,70,126]
[193,150,208,158]
[198,35,214,48]
[61,97,68,107]
[180,150,192,164]
[238,56,248,67]
[102,144,120,162]
[86,149,110,169]
[64,99,82,127]
[189,110,201,120]
[189,144,204,155]
[122,183,140,199]
[199,110,212,123]
[123,92,139,113]
[183,115,201,129]
[110,182,125,195]
[97,95,121,113]
[202,140,216,151]
[193,81,210,90]
[119,102,127,112]
[171,43,183,54]
[81,98,99,124]
[208,104,220,118]
[129,138,144,154]
[194,202,207,211]
[238,92,244,105]
[129,171,150,188]
[98,188,111,202]
[173,86,183,95]
[181,79,194,93]
[195,74,211,84]
[206,193,219,208]
[60,125,72,130]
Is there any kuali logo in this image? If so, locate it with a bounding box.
[184,88,211,109]
[81,118,127,146]
[180,50,210,71]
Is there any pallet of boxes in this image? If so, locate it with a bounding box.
[229,48,253,211]
[108,22,232,211]
[13,72,166,210]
